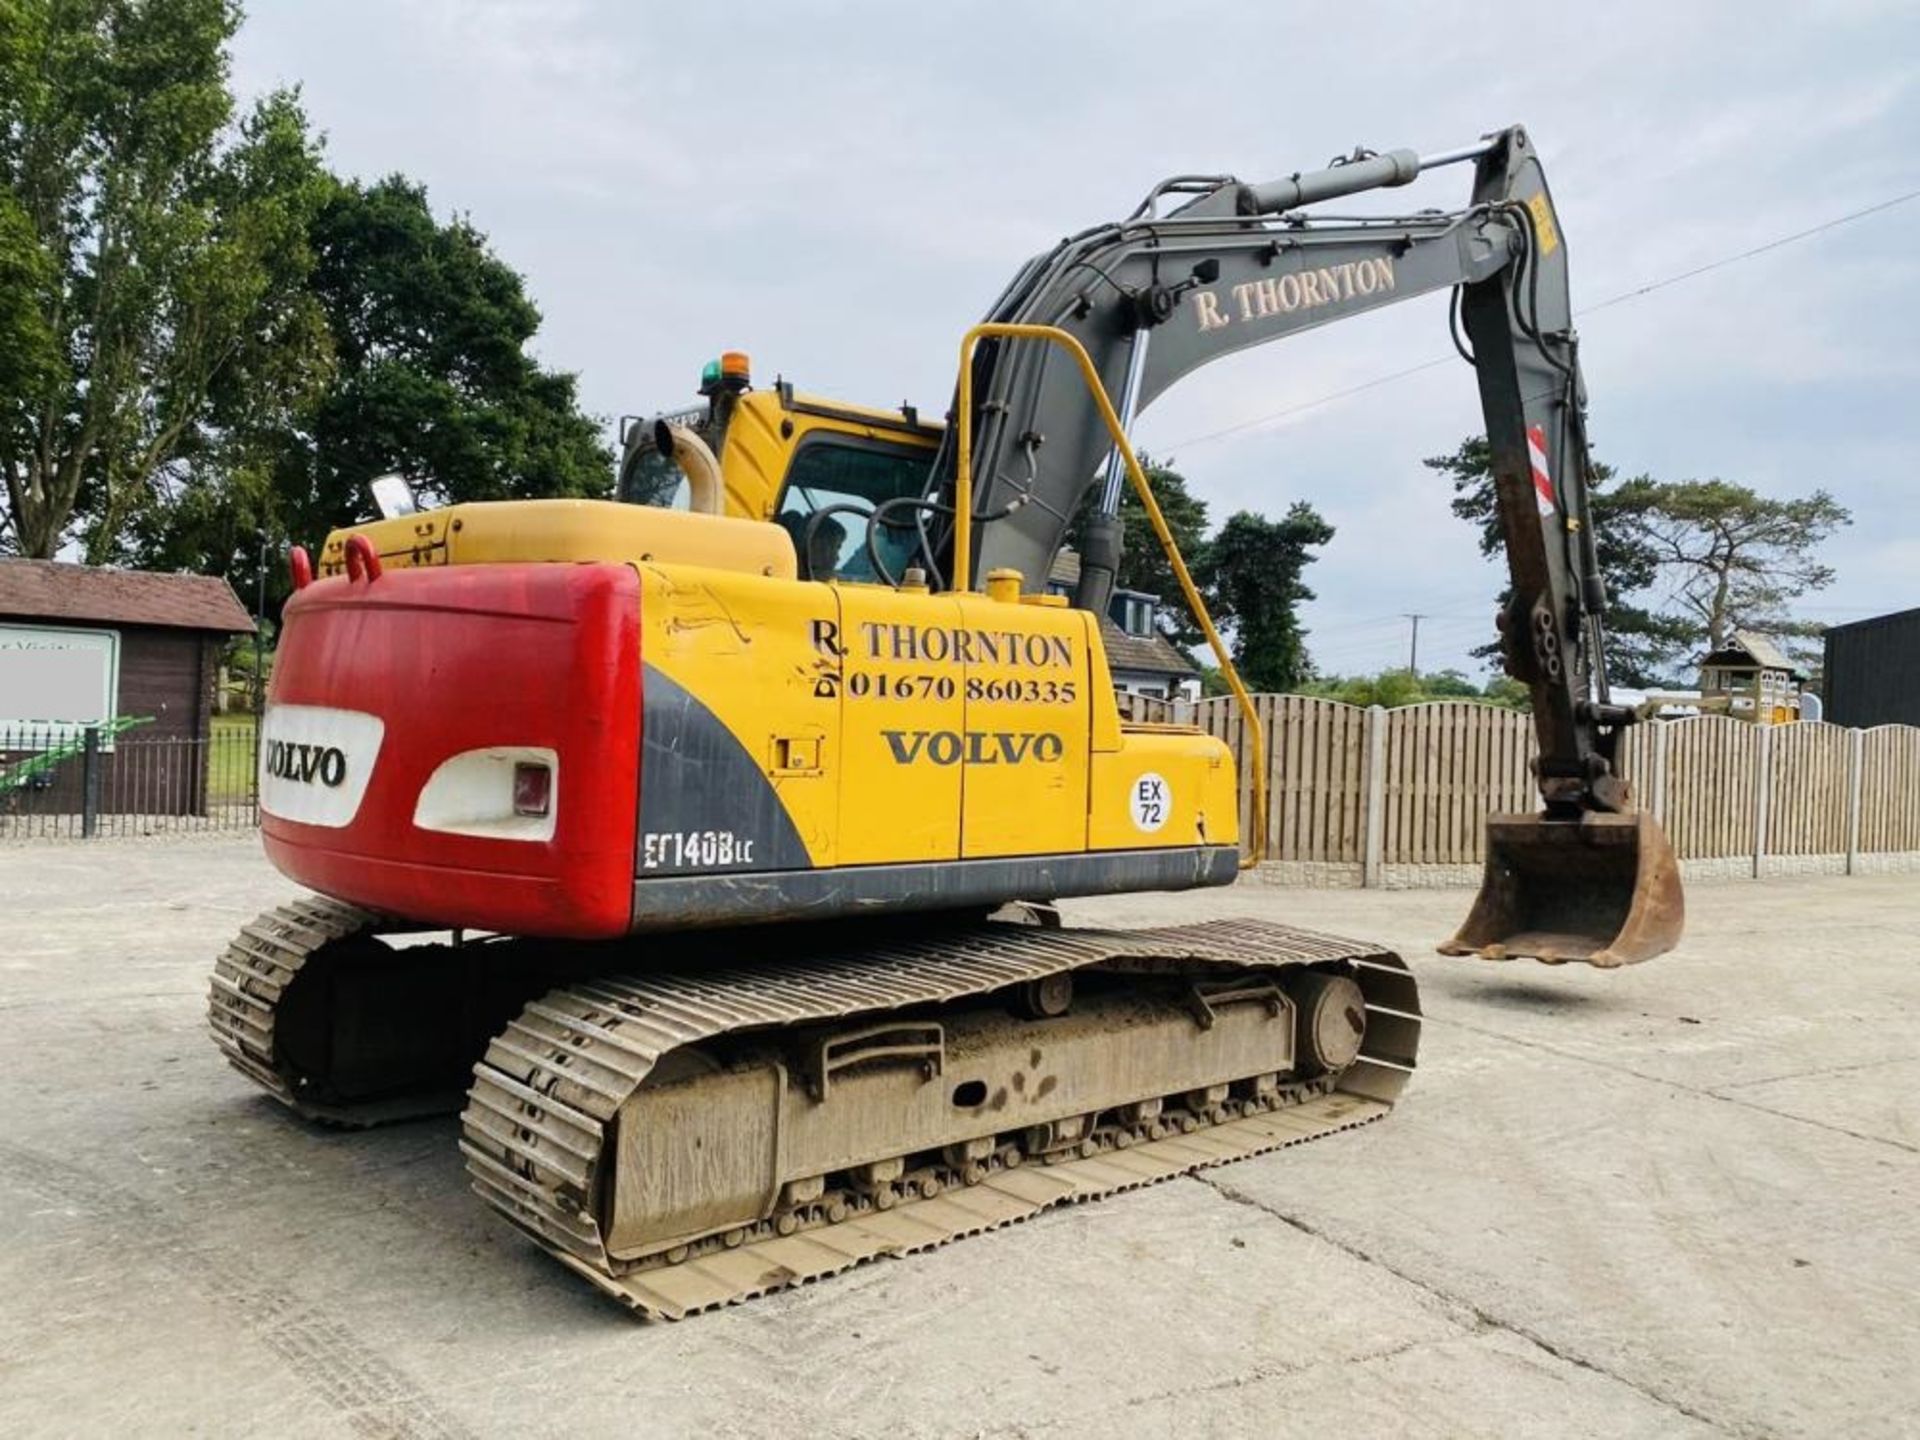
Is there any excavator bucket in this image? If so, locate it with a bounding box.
[1439,811,1684,968]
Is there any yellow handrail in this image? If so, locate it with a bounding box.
[954,321,1267,866]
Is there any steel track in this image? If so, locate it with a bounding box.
[206,895,395,1123]
[460,918,1421,1318]
[207,897,532,1126]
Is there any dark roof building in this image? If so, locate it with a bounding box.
[1824,607,1920,728]
[1699,628,1806,681]
[0,558,254,634]
[1047,551,1200,698]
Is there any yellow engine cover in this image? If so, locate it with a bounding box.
[628,558,1240,924]
[320,497,798,582]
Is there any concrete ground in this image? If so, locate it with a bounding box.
[1,837,1915,1439]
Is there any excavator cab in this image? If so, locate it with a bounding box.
[617,354,948,585]
[1441,810,1684,967]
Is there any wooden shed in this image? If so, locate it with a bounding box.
[0,559,254,817]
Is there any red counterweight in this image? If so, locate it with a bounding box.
[260,561,642,938]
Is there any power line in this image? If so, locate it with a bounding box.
[1318,612,1493,643]
[1577,188,1920,316]
[1304,595,1494,640]
[1315,615,1494,661]
[1162,185,1920,453]
[1165,356,1457,449]
[1320,627,1488,661]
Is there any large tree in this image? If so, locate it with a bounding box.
[135,174,612,588]
[1201,501,1334,693]
[270,176,610,552]
[0,195,57,509]
[1427,436,1695,687]
[1,0,331,561]
[1066,459,1332,683]
[1609,477,1850,666]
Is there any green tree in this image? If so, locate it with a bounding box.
[1201,501,1334,693]
[1301,667,1529,709]
[272,176,610,550]
[1,0,332,561]
[0,190,57,545]
[1417,668,1482,698]
[1068,464,1336,689]
[1304,668,1427,708]
[138,174,612,590]
[1610,477,1849,666]
[1481,675,1531,709]
[1426,436,1695,686]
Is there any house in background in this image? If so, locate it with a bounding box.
[0,559,254,815]
[1047,550,1200,700]
[1697,629,1807,725]
[1823,607,1920,727]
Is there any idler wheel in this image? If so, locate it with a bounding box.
[1289,971,1367,1075]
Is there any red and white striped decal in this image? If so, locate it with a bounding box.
[1527,425,1555,517]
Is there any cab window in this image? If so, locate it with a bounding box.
[775,437,932,582]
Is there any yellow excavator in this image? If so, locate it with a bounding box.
[209,126,1682,1318]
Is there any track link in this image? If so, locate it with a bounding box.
[461,918,1421,1319]
[207,896,389,1123]
[207,897,543,1126]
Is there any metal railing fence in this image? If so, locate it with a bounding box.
[1,720,258,839]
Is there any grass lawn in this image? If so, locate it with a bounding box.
[207,712,258,806]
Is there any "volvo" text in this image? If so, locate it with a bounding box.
[881,729,1065,766]
[264,740,348,787]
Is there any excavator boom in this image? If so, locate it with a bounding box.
[928,126,1683,966]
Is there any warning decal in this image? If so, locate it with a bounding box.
[1527,426,1556,518]
[1526,191,1560,255]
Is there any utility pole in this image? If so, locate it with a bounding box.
[1403,613,1425,676]
[254,527,268,717]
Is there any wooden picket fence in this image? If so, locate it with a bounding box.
[1126,693,1920,882]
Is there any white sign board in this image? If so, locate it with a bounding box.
[257,703,385,829]
[0,624,120,750]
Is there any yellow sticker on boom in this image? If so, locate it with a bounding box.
[1526,191,1560,255]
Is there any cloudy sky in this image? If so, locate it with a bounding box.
[233,1,1918,678]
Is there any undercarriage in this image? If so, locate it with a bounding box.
[210,900,1420,1317]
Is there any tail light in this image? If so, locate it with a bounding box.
[513,761,553,817]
